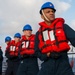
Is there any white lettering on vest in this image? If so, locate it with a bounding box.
[10,46,15,51]
[22,41,29,48]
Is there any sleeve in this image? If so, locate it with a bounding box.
[34,31,49,61]
[64,24,75,47]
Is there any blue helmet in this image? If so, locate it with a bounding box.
[23,24,32,31]
[14,33,21,38]
[40,2,56,14]
[5,36,11,42]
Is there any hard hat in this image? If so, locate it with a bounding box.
[14,33,21,38]
[5,36,11,42]
[23,24,32,31]
[40,2,56,14]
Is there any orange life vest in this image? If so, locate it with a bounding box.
[6,40,21,56]
[20,34,35,55]
[38,18,70,53]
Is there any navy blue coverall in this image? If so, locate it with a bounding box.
[0,48,3,75]
[5,51,20,75]
[35,24,75,75]
[17,54,39,75]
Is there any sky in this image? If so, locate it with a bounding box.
[0,0,75,56]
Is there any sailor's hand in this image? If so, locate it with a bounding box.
[47,52,50,57]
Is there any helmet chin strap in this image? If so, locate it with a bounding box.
[42,10,50,22]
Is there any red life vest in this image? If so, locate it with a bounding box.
[5,42,11,52]
[6,40,21,56]
[20,34,35,55]
[38,18,70,53]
